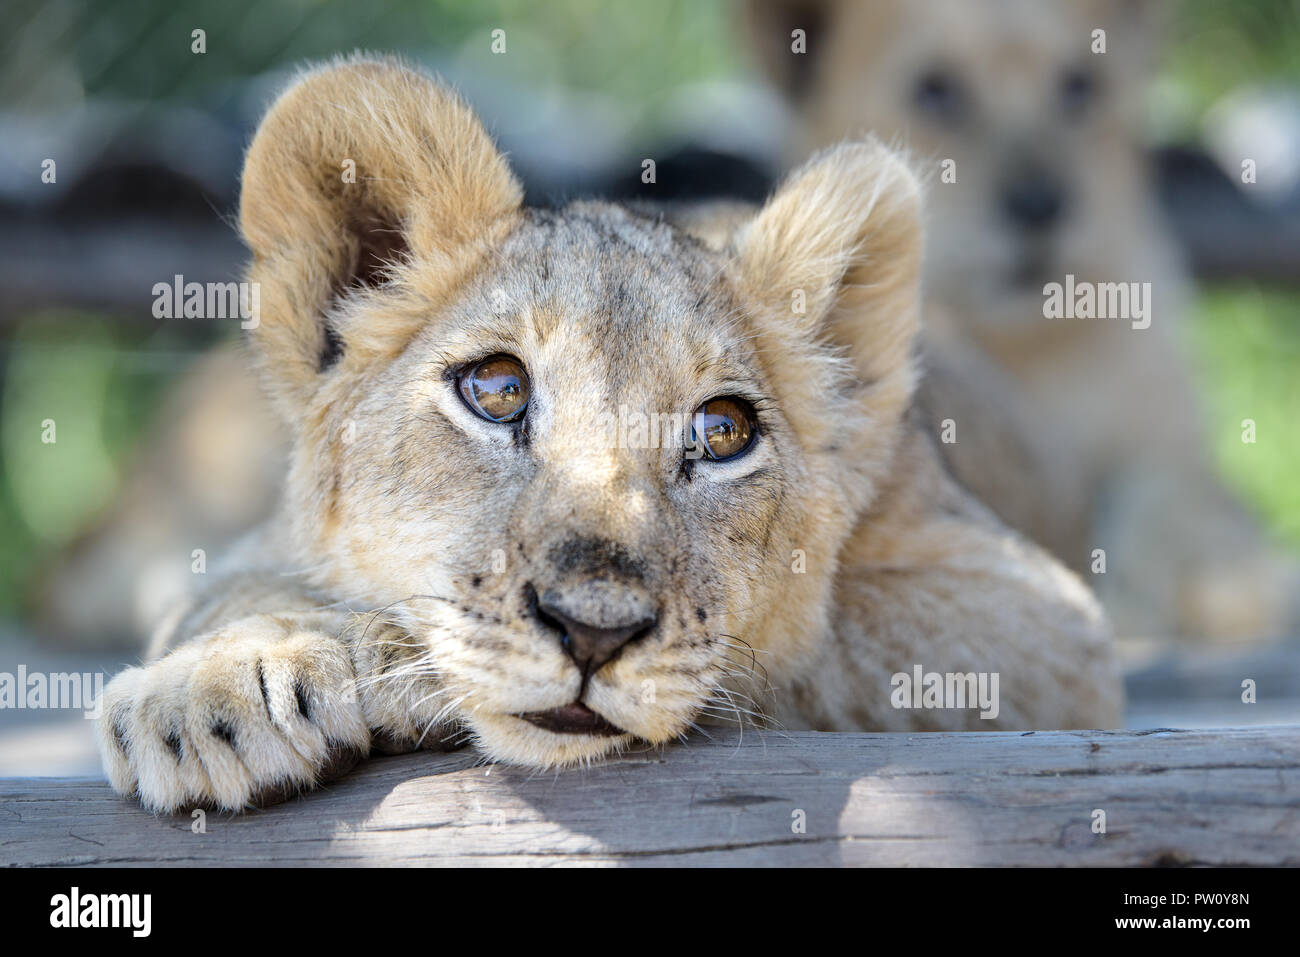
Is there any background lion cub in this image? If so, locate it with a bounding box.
[96,57,1119,813]
[745,0,1300,643]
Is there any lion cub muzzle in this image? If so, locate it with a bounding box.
[534,577,658,677]
[518,544,659,735]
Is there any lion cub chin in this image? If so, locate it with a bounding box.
[95,56,1119,814]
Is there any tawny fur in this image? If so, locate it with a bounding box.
[96,56,1119,814]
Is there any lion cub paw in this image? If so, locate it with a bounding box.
[96,616,369,813]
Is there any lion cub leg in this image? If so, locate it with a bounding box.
[96,613,369,813]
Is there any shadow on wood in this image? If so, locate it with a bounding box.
[2,727,1297,866]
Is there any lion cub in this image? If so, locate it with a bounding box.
[96,57,1119,813]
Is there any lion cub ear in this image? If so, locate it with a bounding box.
[732,138,923,398]
[240,56,522,411]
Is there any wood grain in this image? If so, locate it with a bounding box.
[3,727,1297,866]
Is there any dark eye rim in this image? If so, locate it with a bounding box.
[1060,66,1099,111]
[912,66,965,120]
[691,395,761,462]
[455,353,531,424]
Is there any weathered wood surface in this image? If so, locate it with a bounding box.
[2,727,1297,867]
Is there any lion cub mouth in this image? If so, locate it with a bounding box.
[517,702,626,736]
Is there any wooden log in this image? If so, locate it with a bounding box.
[2,726,1297,866]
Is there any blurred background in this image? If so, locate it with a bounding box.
[1,0,1297,773]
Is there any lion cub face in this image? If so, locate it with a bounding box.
[313,206,798,766]
[240,59,922,767]
[748,0,1161,329]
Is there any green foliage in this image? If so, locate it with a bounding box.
[1185,285,1300,549]
[1,0,738,138]
[1167,0,1300,113]
[0,316,210,619]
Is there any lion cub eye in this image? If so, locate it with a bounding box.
[912,67,965,122]
[457,355,530,423]
[692,397,758,461]
[1060,67,1098,116]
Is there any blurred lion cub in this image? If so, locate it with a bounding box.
[745,0,1299,642]
[94,57,1117,812]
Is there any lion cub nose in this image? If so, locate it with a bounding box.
[1001,174,1066,231]
[535,581,657,677]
